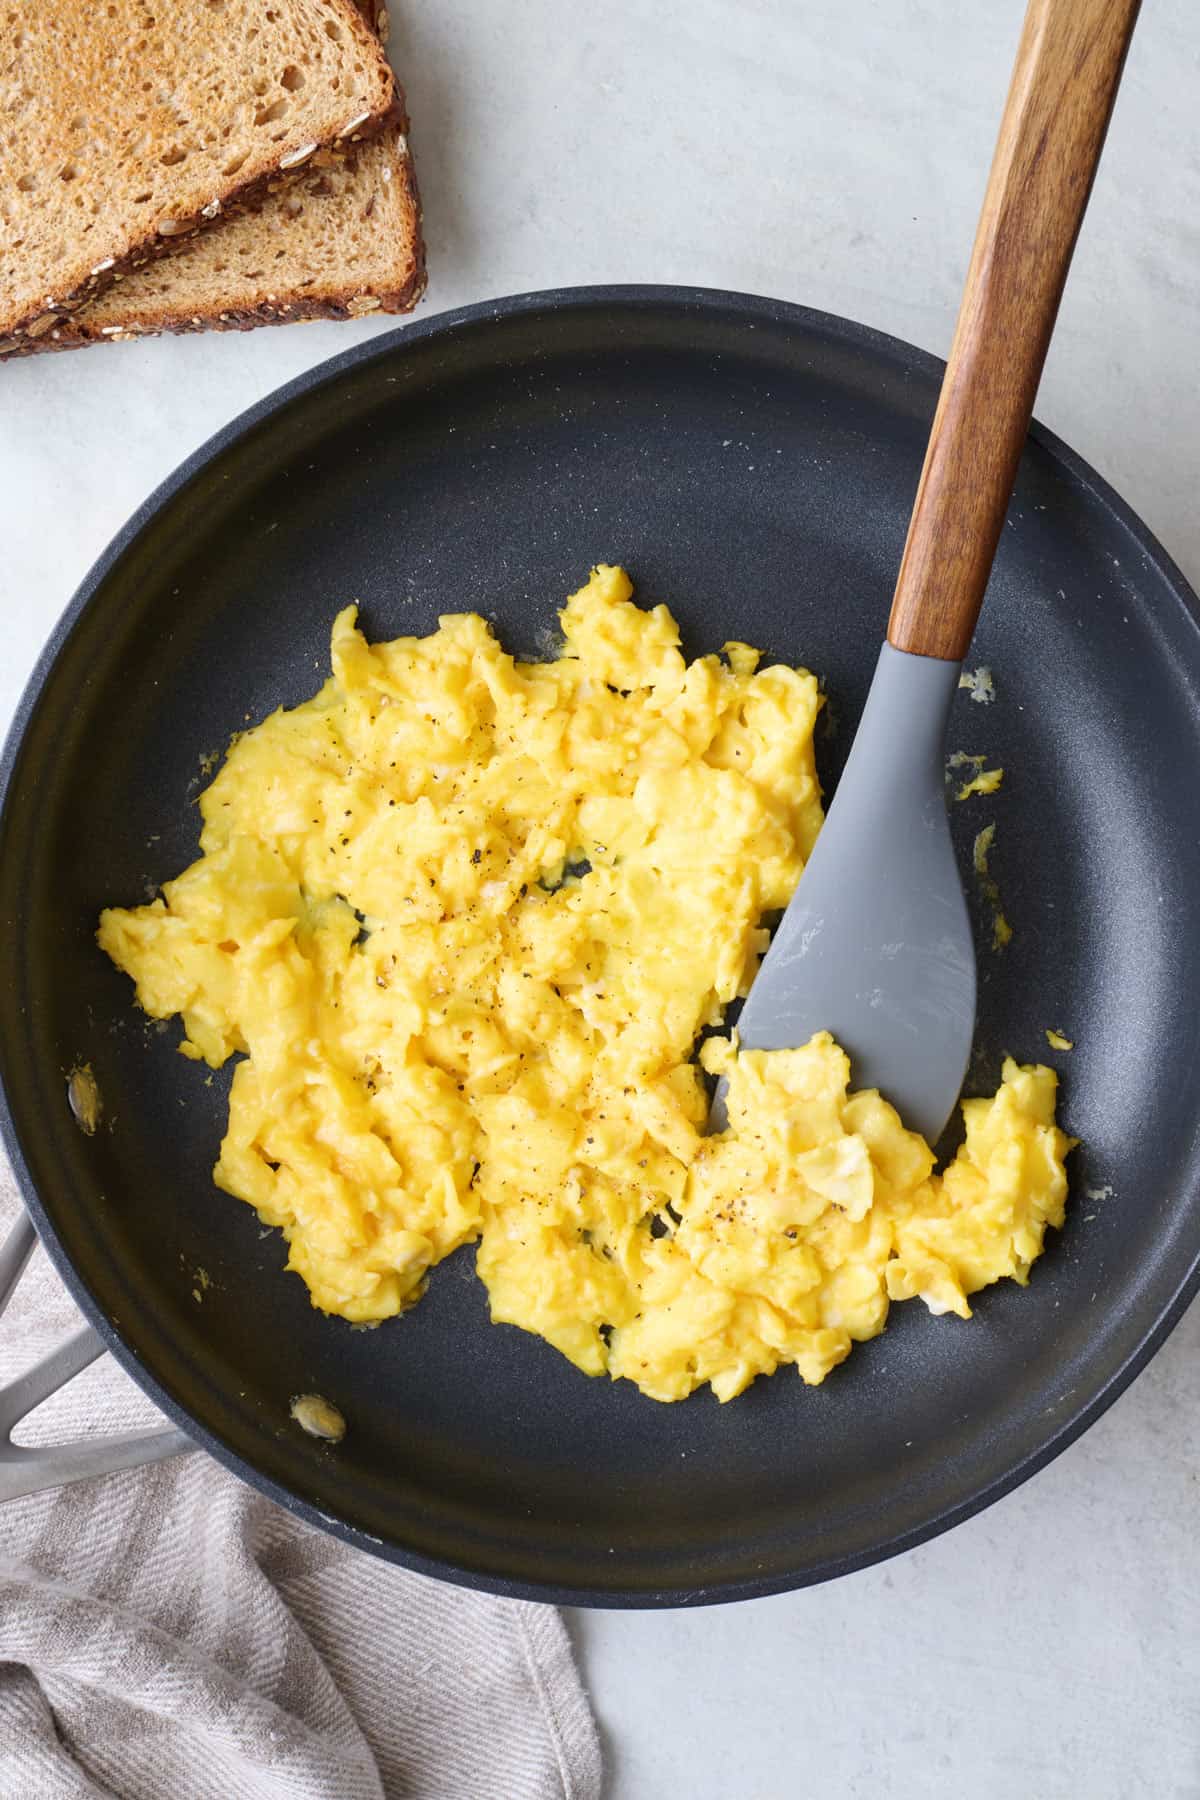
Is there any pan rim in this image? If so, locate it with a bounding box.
[3,282,1199,1608]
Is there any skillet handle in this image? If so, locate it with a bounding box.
[0,1209,195,1504]
[887,0,1141,662]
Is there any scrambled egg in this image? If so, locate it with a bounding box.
[972,821,1014,951]
[98,567,1072,1402]
[958,666,997,705]
[948,751,1004,801]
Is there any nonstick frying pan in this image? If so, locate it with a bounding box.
[2,287,1200,1608]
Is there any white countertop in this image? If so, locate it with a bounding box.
[3,3,1199,1794]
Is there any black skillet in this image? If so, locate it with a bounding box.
[2,286,1200,1607]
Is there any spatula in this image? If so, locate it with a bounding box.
[721,0,1141,1143]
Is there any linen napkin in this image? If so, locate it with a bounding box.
[0,1161,602,1800]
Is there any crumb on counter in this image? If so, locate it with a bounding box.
[1045,1029,1074,1051]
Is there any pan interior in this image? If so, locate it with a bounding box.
[3,290,1199,1604]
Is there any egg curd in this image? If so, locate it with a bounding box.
[98,566,1072,1403]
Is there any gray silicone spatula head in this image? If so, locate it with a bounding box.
[714,0,1138,1142]
[723,645,974,1145]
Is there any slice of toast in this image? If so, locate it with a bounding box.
[0,0,396,349]
[21,6,424,353]
[42,123,424,349]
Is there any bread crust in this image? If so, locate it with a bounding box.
[0,0,396,350]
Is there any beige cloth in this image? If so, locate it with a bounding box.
[0,1162,602,1800]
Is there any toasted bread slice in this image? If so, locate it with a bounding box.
[17,7,424,353]
[0,0,395,349]
[40,123,424,349]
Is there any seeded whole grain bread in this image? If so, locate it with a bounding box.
[0,0,396,351]
[48,125,424,347]
[15,3,424,354]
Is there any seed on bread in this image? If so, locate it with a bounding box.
[278,143,319,170]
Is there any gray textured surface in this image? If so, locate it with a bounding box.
[1,1,1199,1796]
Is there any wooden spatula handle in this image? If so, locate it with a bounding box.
[887,0,1141,662]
